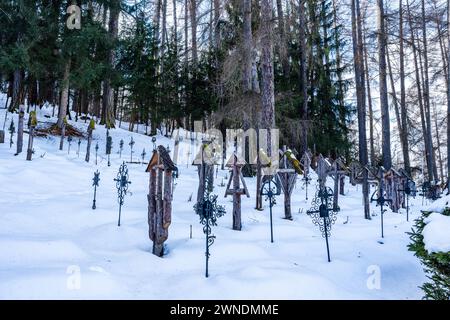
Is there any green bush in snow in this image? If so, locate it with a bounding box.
[408,208,450,300]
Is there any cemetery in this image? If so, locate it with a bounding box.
[1,0,449,302]
[1,103,448,299]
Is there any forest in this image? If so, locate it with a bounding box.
[1,0,447,171]
[0,0,450,300]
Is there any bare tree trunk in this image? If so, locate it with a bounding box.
[377,0,392,170]
[214,0,220,48]
[407,0,433,182]
[432,103,444,182]
[399,0,411,174]
[352,0,370,219]
[299,0,308,155]
[57,59,71,128]
[261,0,275,153]
[10,69,22,112]
[386,47,406,169]
[421,0,438,182]
[447,0,450,193]
[242,0,253,92]
[189,0,198,68]
[16,104,24,155]
[101,2,119,128]
[162,0,167,52]
[276,0,289,78]
[362,26,375,165]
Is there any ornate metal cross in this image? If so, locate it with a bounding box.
[92,170,100,209]
[194,154,226,278]
[95,142,99,165]
[114,162,131,226]
[261,175,281,243]
[194,191,225,278]
[370,180,392,238]
[152,136,157,150]
[398,179,416,222]
[8,119,14,148]
[119,139,124,158]
[77,138,81,157]
[67,136,73,154]
[106,135,112,167]
[129,137,135,162]
[141,148,146,164]
[302,174,311,200]
[307,186,339,262]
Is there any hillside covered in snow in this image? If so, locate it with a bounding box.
[0,106,435,299]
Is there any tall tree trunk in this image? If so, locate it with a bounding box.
[407,0,433,181]
[242,0,253,92]
[432,103,444,182]
[377,0,392,169]
[399,0,411,174]
[57,59,71,128]
[362,27,375,165]
[261,0,276,153]
[189,0,198,68]
[299,0,308,155]
[386,47,407,170]
[10,69,22,112]
[101,1,119,128]
[276,0,289,78]
[214,0,220,48]
[161,0,168,53]
[447,0,450,193]
[420,0,438,182]
[352,0,370,219]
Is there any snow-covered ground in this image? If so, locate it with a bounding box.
[0,105,430,299]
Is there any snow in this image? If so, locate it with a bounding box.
[0,104,430,299]
[423,213,450,254]
[422,194,450,214]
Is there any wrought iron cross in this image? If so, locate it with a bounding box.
[129,137,135,162]
[95,142,99,165]
[398,179,416,222]
[67,136,73,154]
[92,170,100,209]
[114,162,131,226]
[77,138,81,157]
[302,174,311,200]
[307,186,339,262]
[8,119,15,148]
[141,148,146,164]
[370,182,392,238]
[194,152,226,278]
[261,175,281,243]
[194,191,225,278]
[119,139,124,158]
[151,137,156,150]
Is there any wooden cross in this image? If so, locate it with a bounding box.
[225,153,250,231]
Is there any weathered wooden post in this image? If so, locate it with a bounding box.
[85,119,95,163]
[16,104,24,155]
[193,140,217,203]
[277,146,302,220]
[146,145,177,257]
[225,153,250,230]
[316,154,332,188]
[328,158,349,210]
[26,111,37,161]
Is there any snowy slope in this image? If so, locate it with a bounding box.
[0,106,429,299]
